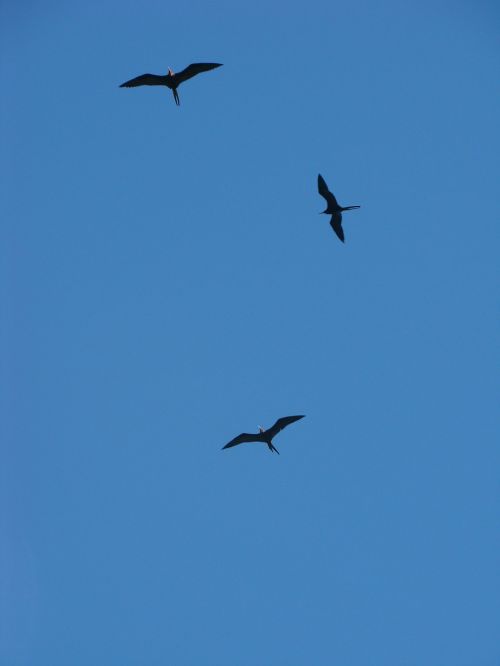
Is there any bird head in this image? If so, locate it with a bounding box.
[258,425,265,433]
[168,68,174,76]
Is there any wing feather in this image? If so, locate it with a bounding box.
[266,415,305,440]
[330,213,345,242]
[173,62,223,85]
[318,174,339,208]
[222,432,260,450]
[119,73,165,87]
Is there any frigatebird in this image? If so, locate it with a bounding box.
[318,174,360,243]
[119,62,223,106]
[222,415,305,454]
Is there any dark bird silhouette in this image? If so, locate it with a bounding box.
[318,174,360,243]
[222,415,305,454]
[119,63,223,106]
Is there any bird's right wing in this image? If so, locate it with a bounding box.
[318,174,339,208]
[174,63,223,85]
[222,432,259,450]
[330,213,345,242]
[266,415,305,439]
[119,73,165,87]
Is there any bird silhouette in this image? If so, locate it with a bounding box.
[222,415,305,454]
[318,174,360,243]
[119,62,223,106]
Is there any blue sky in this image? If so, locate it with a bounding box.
[1,1,499,664]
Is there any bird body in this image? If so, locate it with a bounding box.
[317,174,360,242]
[222,415,305,454]
[120,62,223,106]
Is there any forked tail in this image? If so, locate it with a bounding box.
[172,89,180,106]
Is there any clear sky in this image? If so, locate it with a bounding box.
[1,1,499,664]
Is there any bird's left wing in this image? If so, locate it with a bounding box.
[174,63,223,85]
[318,174,339,208]
[119,73,165,87]
[222,432,259,450]
[266,415,305,439]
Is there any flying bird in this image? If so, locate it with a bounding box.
[318,174,360,243]
[222,415,305,455]
[119,62,223,106]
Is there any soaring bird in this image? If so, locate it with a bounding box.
[222,415,305,455]
[119,62,223,106]
[318,174,360,243]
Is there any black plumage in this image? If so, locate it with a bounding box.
[318,174,360,243]
[222,415,305,455]
[120,62,223,106]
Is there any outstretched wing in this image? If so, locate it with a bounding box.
[318,174,339,208]
[266,415,305,440]
[222,432,260,450]
[119,73,165,87]
[173,62,223,85]
[329,212,345,242]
